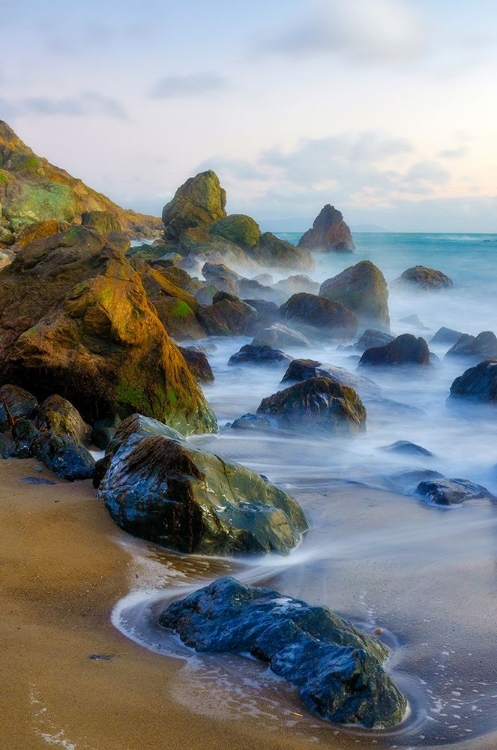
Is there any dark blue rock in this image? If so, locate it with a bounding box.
[0,384,38,432]
[228,344,292,367]
[416,478,494,506]
[381,440,434,457]
[230,413,272,431]
[159,577,407,728]
[449,360,497,403]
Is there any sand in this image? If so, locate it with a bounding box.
[1,456,496,750]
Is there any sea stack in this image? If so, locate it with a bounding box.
[298,204,355,253]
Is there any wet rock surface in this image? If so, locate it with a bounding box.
[228,344,292,368]
[281,359,382,400]
[359,334,430,367]
[416,478,494,506]
[279,293,358,341]
[319,261,389,331]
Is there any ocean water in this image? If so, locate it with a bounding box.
[115,232,497,748]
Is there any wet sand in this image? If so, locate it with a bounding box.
[1,456,497,750]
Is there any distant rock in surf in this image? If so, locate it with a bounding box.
[279,293,358,341]
[358,334,430,368]
[394,266,453,291]
[430,327,464,346]
[298,204,355,253]
[449,360,497,403]
[354,329,394,352]
[280,359,382,400]
[445,332,497,363]
[416,477,494,505]
[252,323,311,350]
[228,344,292,368]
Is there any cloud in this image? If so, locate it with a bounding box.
[149,73,228,99]
[0,92,127,119]
[258,0,430,65]
[438,147,467,159]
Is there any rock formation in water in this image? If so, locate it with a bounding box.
[298,205,355,253]
[159,577,407,728]
[394,265,453,290]
[279,293,358,341]
[445,332,497,363]
[416,477,494,505]
[0,121,162,241]
[319,261,390,331]
[359,334,430,367]
[228,344,292,368]
[449,360,497,403]
[281,359,382,400]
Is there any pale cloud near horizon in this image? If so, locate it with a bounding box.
[0,92,127,120]
[149,73,229,99]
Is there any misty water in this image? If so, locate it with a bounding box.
[115,232,497,747]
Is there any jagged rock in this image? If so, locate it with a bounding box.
[196,296,258,336]
[281,359,382,400]
[253,232,315,271]
[0,384,39,431]
[279,293,357,341]
[416,478,494,505]
[445,332,497,362]
[36,394,92,447]
[162,170,226,241]
[159,577,407,728]
[355,329,394,352]
[298,205,354,252]
[0,227,216,435]
[399,314,429,331]
[381,440,434,457]
[202,261,242,286]
[395,266,453,290]
[210,214,261,248]
[359,334,430,367]
[97,419,308,554]
[242,300,279,329]
[228,345,292,368]
[319,262,389,331]
[257,377,366,436]
[13,220,62,248]
[81,210,122,237]
[252,323,311,349]
[449,360,497,403]
[0,120,161,239]
[178,346,215,383]
[272,274,320,298]
[430,327,464,346]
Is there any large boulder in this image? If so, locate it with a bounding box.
[196,295,258,336]
[281,359,382,400]
[252,323,311,350]
[354,329,394,352]
[252,233,315,271]
[273,274,320,298]
[228,344,292,368]
[359,334,430,367]
[210,214,260,248]
[279,293,358,341]
[0,226,217,435]
[159,577,407,728]
[449,360,497,403]
[298,205,354,253]
[395,266,453,290]
[416,478,494,506]
[97,420,308,555]
[36,394,92,447]
[430,327,464,346]
[445,332,497,363]
[319,261,389,331]
[81,210,122,237]
[162,170,226,241]
[257,377,366,436]
[0,384,39,431]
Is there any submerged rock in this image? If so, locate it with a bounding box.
[319,261,389,331]
[449,360,497,403]
[281,359,382,400]
[252,323,311,350]
[279,293,358,341]
[159,577,407,728]
[298,205,355,253]
[355,329,394,352]
[430,327,465,346]
[395,266,453,290]
[228,344,292,368]
[359,334,430,368]
[97,420,308,555]
[445,332,497,362]
[257,377,366,436]
[230,413,273,431]
[416,478,494,506]
[381,440,434,457]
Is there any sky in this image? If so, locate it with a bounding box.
[1,0,496,231]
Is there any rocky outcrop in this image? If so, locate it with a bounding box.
[97,418,308,555]
[281,360,382,400]
[449,360,497,403]
[159,577,407,728]
[0,120,162,239]
[416,478,494,505]
[81,210,122,237]
[162,170,226,242]
[430,327,464,346]
[319,261,389,331]
[359,334,430,367]
[0,226,217,435]
[257,377,366,436]
[252,323,311,350]
[210,214,260,248]
[381,440,434,457]
[445,332,497,362]
[228,345,292,368]
[395,266,453,290]
[298,205,354,253]
[279,293,357,341]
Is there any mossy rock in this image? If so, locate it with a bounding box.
[319,261,390,331]
[81,210,122,236]
[162,170,226,240]
[210,214,261,249]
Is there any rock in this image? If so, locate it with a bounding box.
[159,577,407,728]
[0,227,15,246]
[13,220,62,248]
[416,478,494,505]
[36,394,92,447]
[252,323,311,350]
[81,210,122,236]
[399,314,429,331]
[230,413,272,431]
[395,266,453,290]
[196,296,258,337]
[0,433,16,457]
[355,329,394,352]
[92,415,122,450]
[381,440,434,457]
[0,384,39,431]
[298,205,354,253]
[162,170,226,242]
[449,360,497,403]
[210,214,261,249]
[445,332,497,362]
[257,377,366,436]
[319,261,389,331]
[430,327,464,346]
[253,233,315,271]
[0,228,216,435]
[237,278,286,306]
[359,334,430,367]
[0,120,162,239]
[228,345,292,368]
[178,346,215,383]
[97,427,308,555]
[386,469,444,495]
[242,300,279,329]
[366,399,426,420]
[202,261,242,287]
[281,359,381,400]
[279,293,358,341]
[272,274,320,298]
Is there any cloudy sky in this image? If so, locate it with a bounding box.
[1,0,496,231]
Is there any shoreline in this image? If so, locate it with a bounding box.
[1,456,497,750]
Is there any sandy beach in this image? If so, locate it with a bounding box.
[1,454,496,750]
